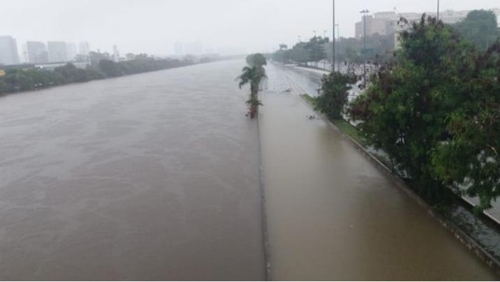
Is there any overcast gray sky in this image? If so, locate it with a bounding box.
[0,0,498,56]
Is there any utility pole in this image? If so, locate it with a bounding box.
[360,9,369,87]
[313,30,316,67]
[323,30,327,70]
[335,24,340,72]
[332,0,336,72]
[437,0,440,21]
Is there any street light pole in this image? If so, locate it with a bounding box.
[313,30,317,67]
[360,9,369,87]
[335,24,340,72]
[332,0,336,71]
[323,30,327,69]
[437,0,440,21]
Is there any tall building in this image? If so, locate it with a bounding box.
[78,41,90,55]
[184,41,203,55]
[66,42,77,61]
[112,45,120,62]
[355,14,393,39]
[174,41,184,56]
[355,9,500,39]
[48,41,68,62]
[26,41,48,63]
[494,8,500,26]
[0,36,20,65]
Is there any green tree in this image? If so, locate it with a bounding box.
[89,51,111,67]
[237,54,267,118]
[55,63,90,83]
[305,36,329,66]
[454,10,500,51]
[316,72,356,119]
[246,53,267,68]
[99,60,121,77]
[431,42,500,210]
[0,80,8,94]
[349,15,477,204]
[290,42,309,65]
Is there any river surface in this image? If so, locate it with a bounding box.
[0,60,265,280]
[260,64,498,280]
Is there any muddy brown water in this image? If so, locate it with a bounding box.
[260,64,498,280]
[0,60,265,280]
[0,60,497,280]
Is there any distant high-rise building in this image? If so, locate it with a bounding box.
[204,47,215,54]
[26,41,48,63]
[174,41,184,56]
[112,45,120,62]
[184,41,203,55]
[78,41,90,55]
[66,42,77,61]
[0,36,20,65]
[355,8,500,39]
[48,41,68,62]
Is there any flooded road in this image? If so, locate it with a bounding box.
[260,64,498,280]
[0,60,265,280]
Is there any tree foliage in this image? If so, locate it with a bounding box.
[237,54,267,118]
[246,53,267,68]
[349,15,500,210]
[315,72,356,119]
[272,37,330,65]
[0,55,194,95]
[273,33,395,66]
[454,10,500,51]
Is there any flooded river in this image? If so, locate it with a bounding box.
[0,60,497,280]
[260,64,498,280]
[0,60,265,280]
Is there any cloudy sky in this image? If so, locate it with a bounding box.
[0,0,498,56]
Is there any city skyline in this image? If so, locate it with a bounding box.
[1,1,500,65]
[1,0,499,56]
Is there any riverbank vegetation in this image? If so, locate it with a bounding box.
[272,10,499,70]
[293,12,500,212]
[315,72,356,120]
[237,53,267,119]
[0,55,199,95]
[306,14,499,211]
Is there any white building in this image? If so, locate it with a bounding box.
[78,41,90,55]
[47,41,68,62]
[174,41,184,56]
[26,41,48,63]
[112,45,120,62]
[184,41,203,55]
[355,8,500,39]
[66,42,77,61]
[0,36,20,65]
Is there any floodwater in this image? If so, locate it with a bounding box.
[0,59,498,281]
[260,64,498,280]
[0,60,265,280]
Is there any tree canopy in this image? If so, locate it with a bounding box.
[348,15,500,210]
[454,10,500,51]
[0,55,195,95]
[315,72,356,120]
[237,53,267,118]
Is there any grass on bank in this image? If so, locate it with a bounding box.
[301,93,366,146]
[301,93,316,106]
[330,119,366,147]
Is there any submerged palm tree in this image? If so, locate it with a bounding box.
[237,54,267,119]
